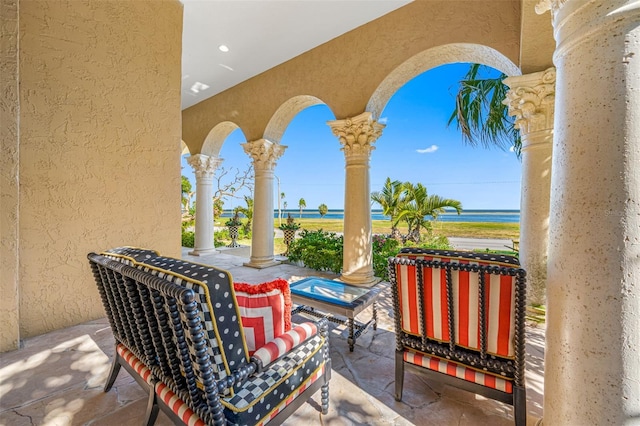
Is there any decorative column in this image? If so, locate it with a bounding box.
[536,1,640,424]
[242,139,286,269]
[327,112,385,286]
[187,154,222,256]
[503,67,555,306]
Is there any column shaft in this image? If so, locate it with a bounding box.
[328,112,384,286]
[519,133,552,306]
[187,154,221,256]
[242,139,286,269]
[539,0,640,423]
[504,68,556,306]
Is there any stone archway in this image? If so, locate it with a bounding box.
[367,43,520,119]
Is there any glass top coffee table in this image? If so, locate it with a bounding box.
[290,277,382,352]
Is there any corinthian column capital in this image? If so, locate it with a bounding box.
[503,67,556,136]
[242,139,286,171]
[327,112,385,159]
[187,154,222,179]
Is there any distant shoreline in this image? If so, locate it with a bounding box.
[222,209,520,224]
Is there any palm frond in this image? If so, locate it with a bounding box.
[448,64,521,157]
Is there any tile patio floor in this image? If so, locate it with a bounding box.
[0,248,545,425]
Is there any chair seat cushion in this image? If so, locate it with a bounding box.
[234,279,292,355]
[116,344,153,385]
[222,334,326,425]
[404,349,513,393]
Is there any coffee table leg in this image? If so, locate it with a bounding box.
[348,318,355,352]
[373,301,378,331]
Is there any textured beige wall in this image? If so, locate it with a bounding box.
[12,0,183,343]
[0,0,21,352]
[182,0,522,150]
[519,0,555,74]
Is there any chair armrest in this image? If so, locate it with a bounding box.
[251,319,327,372]
[220,318,328,394]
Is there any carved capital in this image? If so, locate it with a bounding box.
[503,67,556,136]
[242,139,286,171]
[187,154,222,179]
[327,112,385,159]
[535,0,568,15]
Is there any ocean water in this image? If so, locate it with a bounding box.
[222,209,520,223]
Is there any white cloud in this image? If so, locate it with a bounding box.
[379,117,388,124]
[416,145,438,154]
[509,146,515,152]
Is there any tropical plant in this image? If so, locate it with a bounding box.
[181,230,195,248]
[287,229,343,273]
[371,177,406,241]
[234,195,254,233]
[318,203,328,218]
[372,234,401,281]
[279,213,300,231]
[397,182,462,243]
[181,175,193,210]
[225,211,242,227]
[448,63,521,157]
[298,198,306,218]
[213,199,224,219]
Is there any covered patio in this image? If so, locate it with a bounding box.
[2,1,639,425]
[0,250,545,425]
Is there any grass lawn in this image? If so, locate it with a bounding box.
[274,218,519,240]
[212,219,519,251]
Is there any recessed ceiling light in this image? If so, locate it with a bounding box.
[218,45,230,53]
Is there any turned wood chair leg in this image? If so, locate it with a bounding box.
[395,350,404,401]
[104,348,122,392]
[143,383,159,426]
[513,386,527,426]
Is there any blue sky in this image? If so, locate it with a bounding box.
[181,63,522,211]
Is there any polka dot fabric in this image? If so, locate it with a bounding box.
[103,247,249,396]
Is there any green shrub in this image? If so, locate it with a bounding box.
[372,234,401,281]
[288,229,343,274]
[402,232,453,251]
[181,230,195,248]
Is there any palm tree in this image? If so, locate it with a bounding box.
[397,183,462,243]
[234,195,254,234]
[448,63,521,157]
[298,198,306,218]
[318,203,328,218]
[181,175,193,211]
[371,177,406,240]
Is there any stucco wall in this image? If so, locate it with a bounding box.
[0,0,21,352]
[11,0,183,345]
[182,0,522,149]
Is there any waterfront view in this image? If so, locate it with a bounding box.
[221,209,520,223]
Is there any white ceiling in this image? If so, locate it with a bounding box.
[181,0,412,110]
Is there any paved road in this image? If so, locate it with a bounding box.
[448,237,516,251]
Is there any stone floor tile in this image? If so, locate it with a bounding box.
[0,251,545,425]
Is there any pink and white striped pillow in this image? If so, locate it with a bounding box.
[234,279,292,355]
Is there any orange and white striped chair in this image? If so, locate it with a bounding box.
[388,248,527,426]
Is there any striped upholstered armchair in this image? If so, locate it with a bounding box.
[388,248,527,426]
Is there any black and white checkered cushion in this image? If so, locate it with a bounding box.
[222,334,326,425]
